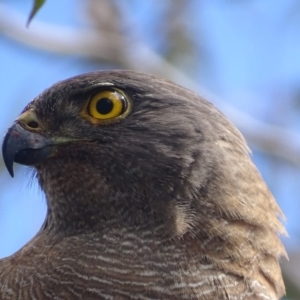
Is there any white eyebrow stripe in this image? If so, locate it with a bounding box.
[91,82,114,86]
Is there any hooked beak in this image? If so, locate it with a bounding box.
[2,122,53,177]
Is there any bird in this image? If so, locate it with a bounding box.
[1,70,287,300]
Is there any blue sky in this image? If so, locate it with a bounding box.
[0,0,300,257]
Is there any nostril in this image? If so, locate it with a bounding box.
[17,109,41,131]
[27,121,39,129]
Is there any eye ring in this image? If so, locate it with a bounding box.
[88,90,128,120]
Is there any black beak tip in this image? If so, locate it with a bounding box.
[2,129,15,178]
[6,163,14,178]
[6,166,14,178]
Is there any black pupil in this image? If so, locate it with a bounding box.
[96,98,114,115]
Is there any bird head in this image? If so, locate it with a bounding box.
[2,70,285,235]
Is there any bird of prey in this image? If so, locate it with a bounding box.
[1,70,286,299]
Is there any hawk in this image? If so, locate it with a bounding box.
[1,70,286,299]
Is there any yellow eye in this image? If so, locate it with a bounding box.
[88,90,128,120]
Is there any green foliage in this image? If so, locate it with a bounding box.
[27,0,46,26]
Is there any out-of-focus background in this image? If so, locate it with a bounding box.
[0,0,300,298]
